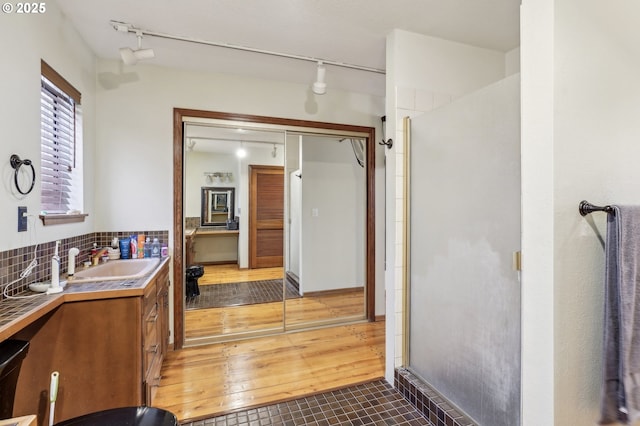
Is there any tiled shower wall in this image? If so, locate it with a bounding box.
[0,230,168,297]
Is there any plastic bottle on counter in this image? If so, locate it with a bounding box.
[161,243,168,258]
[151,238,161,258]
[144,237,152,258]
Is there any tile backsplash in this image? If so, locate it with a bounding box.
[0,230,168,298]
[185,217,199,229]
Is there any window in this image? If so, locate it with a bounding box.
[40,60,85,224]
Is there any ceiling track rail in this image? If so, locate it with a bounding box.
[110,20,386,75]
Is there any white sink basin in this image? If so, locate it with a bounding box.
[68,258,160,283]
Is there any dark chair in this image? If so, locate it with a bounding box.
[185,265,204,298]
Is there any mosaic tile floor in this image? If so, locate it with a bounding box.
[181,380,432,426]
[185,279,300,310]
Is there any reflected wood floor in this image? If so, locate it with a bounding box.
[185,265,365,339]
[200,264,283,285]
[153,321,385,423]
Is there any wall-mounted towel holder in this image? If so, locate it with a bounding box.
[579,200,615,216]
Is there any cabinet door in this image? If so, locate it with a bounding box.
[157,266,170,355]
[14,298,143,423]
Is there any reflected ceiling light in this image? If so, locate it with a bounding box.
[187,139,196,151]
[236,142,247,159]
[312,61,326,95]
[119,30,155,65]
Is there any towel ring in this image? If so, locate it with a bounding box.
[10,154,35,195]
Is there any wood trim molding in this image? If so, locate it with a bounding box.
[173,108,376,349]
[39,213,88,226]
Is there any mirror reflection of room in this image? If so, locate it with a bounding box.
[183,121,367,343]
[183,124,286,340]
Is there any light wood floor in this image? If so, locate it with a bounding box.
[199,264,283,285]
[185,265,366,339]
[164,265,381,422]
[153,320,385,422]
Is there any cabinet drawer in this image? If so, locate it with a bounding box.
[143,284,157,317]
[143,303,159,377]
[145,352,162,405]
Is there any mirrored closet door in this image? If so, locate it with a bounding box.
[174,110,374,347]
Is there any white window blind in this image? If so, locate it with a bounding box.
[40,61,81,214]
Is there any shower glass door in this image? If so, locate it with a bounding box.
[407,75,521,426]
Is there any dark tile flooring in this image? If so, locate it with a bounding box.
[181,380,432,426]
[185,279,300,310]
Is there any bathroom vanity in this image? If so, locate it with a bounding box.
[193,228,239,264]
[1,259,170,423]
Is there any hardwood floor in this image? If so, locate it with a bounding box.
[153,320,385,423]
[185,265,366,339]
[166,265,380,422]
[199,264,283,285]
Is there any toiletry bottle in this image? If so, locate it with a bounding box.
[161,243,168,258]
[130,235,138,259]
[90,243,97,258]
[138,234,145,258]
[151,238,161,258]
[119,237,131,259]
[144,237,151,258]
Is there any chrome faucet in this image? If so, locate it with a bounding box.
[68,247,80,276]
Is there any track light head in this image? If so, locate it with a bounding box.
[312,61,326,95]
[119,31,155,65]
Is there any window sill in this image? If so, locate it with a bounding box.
[39,213,88,226]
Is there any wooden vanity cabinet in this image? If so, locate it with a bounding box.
[13,262,170,423]
[185,231,196,267]
[144,264,170,402]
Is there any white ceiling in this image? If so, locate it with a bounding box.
[55,0,520,97]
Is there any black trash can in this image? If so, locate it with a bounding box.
[185,265,204,298]
[0,339,29,419]
[55,406,178,426]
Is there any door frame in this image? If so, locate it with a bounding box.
[173,108,376,349]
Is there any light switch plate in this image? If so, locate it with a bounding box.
[18,206,27,232]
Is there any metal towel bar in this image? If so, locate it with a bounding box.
[579,200,615,216]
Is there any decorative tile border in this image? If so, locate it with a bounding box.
[395,368,477,426]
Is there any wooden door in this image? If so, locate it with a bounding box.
[249,165,284,268]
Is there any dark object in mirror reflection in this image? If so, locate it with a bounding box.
[226,218,239,230]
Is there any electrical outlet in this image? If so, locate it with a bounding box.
[18,206,27,232]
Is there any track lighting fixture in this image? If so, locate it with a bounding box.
[119,30,155,65]
[111,20,386,90]
[312,61,327,95]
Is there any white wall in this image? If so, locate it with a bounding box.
[94,60,385,316]
[95,59,383,238]
[523,1,640,424]
[184,151,238,219]
[520,1,554,424]
[385,29,507,381]
[301,161,365,292]
[0,3,96,251]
